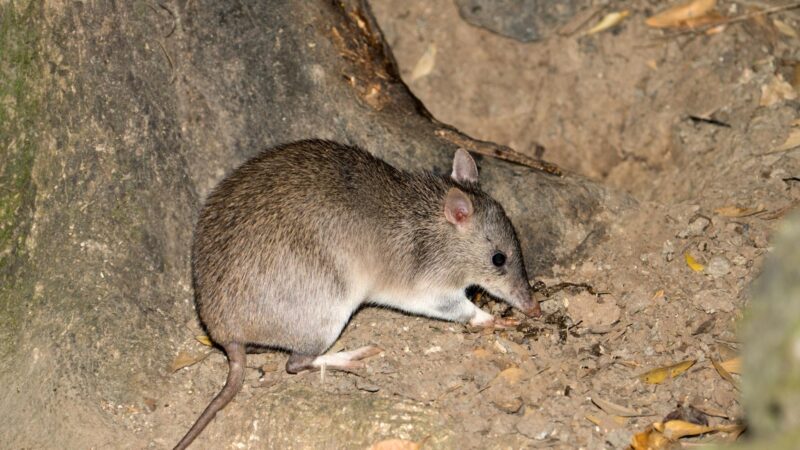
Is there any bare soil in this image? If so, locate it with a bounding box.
[149,1,800,448]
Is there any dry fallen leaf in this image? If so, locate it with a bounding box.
[494,366,524,385]
[646,0,717,28]
[654,420,743,439]
[369,439,420,450]
[711,358,739,389]
[196,334,213,346]
[585,10,630,35]
[169,350,210,373]
[714,205,765,217]
[684,252,704,272]
[591,396,644,417]
[638,359,696,384]
[760,74,798,107]
[767,128,800,154]
[629,425,675,450]
[773,19,798,38]
[719,356,742,374]
[472,347,491,359]
[409,44,436,82]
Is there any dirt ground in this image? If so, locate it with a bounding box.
[149,1,800,449]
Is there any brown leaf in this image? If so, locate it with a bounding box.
[169,350,210,373]
[767,128,800,154]
[585,412,626,431]
[760,75,798,107]
[494,366,524,385]
[369,439,420,450]
[773,19,798,38]
[646,0,717,28]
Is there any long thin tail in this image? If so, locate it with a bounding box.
[174,342,246,450]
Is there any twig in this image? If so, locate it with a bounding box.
[435,127,563,176]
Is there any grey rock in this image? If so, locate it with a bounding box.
[455,0,578,42]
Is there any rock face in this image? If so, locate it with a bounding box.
[0,0,628,447]
[742,212,800,443]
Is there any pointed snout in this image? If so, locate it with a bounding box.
[509,285,541,318]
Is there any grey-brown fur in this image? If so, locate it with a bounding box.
[176,140,536,448]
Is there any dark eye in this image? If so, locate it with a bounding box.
[492,251,506,267]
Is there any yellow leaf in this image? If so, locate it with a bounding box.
[195,335,213,346]
[711,358,739,388]
[638,359,696,384]
[630,426,673,450]
[655,420,714,439]
[369,439,420,450]
[646,0,716,28]
[585,10,630,35]
[684,252,704,272]
[714,206,765,217]
[720,356,742,374]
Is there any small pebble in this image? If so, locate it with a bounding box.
[662,240,675,262]
[677,217,710,239]
[706,255,731,277]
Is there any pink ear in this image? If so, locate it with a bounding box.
[444,188,473,228]
[451,148,479,184]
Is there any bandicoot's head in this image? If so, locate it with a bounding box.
[439,149,540,316]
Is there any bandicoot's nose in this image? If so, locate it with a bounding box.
[521,298,541,317]
[513,289,541,317]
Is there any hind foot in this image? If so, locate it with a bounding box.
[286,345,382,374]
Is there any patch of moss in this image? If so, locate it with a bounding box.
[0,1,42,354]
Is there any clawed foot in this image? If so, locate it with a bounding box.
[286,345,383,374]
[468,308,520,330]
[469,315,520,330]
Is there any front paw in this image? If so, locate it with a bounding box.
[468,308,519,329]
